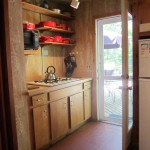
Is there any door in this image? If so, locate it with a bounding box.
[70,92,84,128]
[33,105,50,150]
[96,14,133,149]
[50,98,69,140]
[97,16,123,125]
[84,88,91,120]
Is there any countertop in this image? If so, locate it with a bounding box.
[27,78,92,96]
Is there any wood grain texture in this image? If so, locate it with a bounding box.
[139,0,150,23]
[70,92,84,128]
[84,88,91,120]
[33,104,51,150]
[8,0,31,150]
[70,0,121,121]
[23,5,72,82]
[130,0,139,148]
[50,98,69,140]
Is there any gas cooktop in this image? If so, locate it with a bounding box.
[27,77,80,87]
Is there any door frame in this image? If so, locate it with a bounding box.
[95,12,133,150]
[0,0,18,149]
[96,15,122,124]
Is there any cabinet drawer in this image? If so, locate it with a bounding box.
[50,84,82,101]
[32,93,48,106]
[84,81,91,89]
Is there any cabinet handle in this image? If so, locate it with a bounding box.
[37,97,44,102]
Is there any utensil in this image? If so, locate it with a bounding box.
[52,9,61,14]
[59,24,68,30]
[23,23,35,30]
[45,66,57,82]
[53,36,63,43]
[39,21,56,28]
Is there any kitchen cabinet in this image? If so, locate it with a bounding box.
[84,89,91,120]
[50,98,68,140]
[31,93,50,150]
[70,92,84,128]
[83,81,92,120]
[28,79,92,149]
[33,104,50,150]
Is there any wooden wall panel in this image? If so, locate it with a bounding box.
[71,1,93,78]
[23,8,67,82]
[92,0,121,16]
[71,0,121,120]
[23,10,40,24]
[8,0,31,149]
[139,0,150,23]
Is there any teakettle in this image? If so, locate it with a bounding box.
[45,66,57,81]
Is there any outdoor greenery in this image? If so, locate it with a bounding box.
[104,20,133,76]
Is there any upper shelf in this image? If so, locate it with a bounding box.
[22,2,74,20]
[36,26,75,34]
[139,31,150,38]
[40,42,75,46]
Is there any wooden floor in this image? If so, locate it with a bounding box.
[49,122,122,150]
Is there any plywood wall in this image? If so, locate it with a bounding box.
[70,0,121,120]
[23,0,121,119]
[23,5,73,82]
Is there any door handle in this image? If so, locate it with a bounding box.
[127,86,132,90]
[118,86,132,90]
[121,74,129,79]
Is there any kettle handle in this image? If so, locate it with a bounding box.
[46,66,55,74]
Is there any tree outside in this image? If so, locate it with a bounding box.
[103,20,133,76]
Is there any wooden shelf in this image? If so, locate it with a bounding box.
[24,49,41,55]
[36,26,75,34]
[40,42,75,46]
[22,2,74,20]
[139,31,150,38]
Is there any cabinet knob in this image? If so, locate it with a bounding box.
[37,98,44,102]
[42,110,47,118]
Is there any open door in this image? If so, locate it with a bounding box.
[121,0,133,149]
[96,11,133,150]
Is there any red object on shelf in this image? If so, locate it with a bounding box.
[62,38,70,44]
[39,21,56,28]
[59,24,68,30]
[53,36,63,43]
[23,23,35,30]
[39,36,53,42]
[62,40,70,44]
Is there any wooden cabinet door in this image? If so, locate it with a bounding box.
[33,105,50,150]
[84,89,91,120]
[50,98,68,140]
[70,92,84,128]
